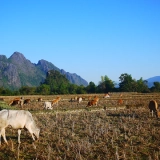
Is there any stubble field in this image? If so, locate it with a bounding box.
[0,93,160,160]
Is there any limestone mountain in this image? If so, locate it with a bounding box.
[0,52,88,90]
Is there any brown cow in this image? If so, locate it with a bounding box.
[82,97,86,101]
[117,99,123,105]
[69,98,75,102]
[0,98,4,101]
[148,100,159,117]
[52,99,59,106]
[9,97,23,106]
[56,96,61,102]
[23,99,31,105]
[86,96,99,107]
[86,99,98,107]
[88,96,92,101]
[94,96,99,103]
[9,99,21,106]
[51,97,61,106]
[38,98,43,102]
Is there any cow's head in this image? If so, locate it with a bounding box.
[34,128,40,140]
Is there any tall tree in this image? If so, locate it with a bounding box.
[36,84,50,95]
[98,75,115,93]
[68,84,78,94]
[150,82,160,92]
[136,78,149,93]
[86,81,96,93]
[119,73,135,92]
[42,70,70,94]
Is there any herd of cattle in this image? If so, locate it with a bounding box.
[0,93,160,146]
[2,93,160,118]
[2,93,159,115]
[7,94,112,109]
[0,94,113,145]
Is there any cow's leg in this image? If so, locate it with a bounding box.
[1,128,8,145]
[26,127,35,141]
[18,129,21,143]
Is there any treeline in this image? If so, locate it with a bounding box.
[0,70,160,95]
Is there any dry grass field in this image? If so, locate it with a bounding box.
[0,93,160,160]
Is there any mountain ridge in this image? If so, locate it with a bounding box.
[0,52,88,90]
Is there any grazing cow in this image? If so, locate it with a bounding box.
[23,99,31,105]
[117,99,123,105]
[0,98,4,101]
[77,97,83,104]
[0,109,40,145]
[148,100,159,117]
[56,96,61,101]
[86,99,98,107]
[103,94,110,98]
[69,96,78,102]
[69,98,75,102]
[69,97,83,105]
[44,102,53,110]
[9,97,24,107]
[51,97,61,106]
[9,99,20,106]
[88,96,92,101]
[94,96,99,103]
[74,96,78,101]
[38,98,43,102]
[86,96,99,107]
[51,99,59,106]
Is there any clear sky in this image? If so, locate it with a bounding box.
[1,0,160,85]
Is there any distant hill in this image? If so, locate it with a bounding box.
[0,52,88,90]
[146,76,160,88]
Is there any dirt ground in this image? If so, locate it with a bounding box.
[0,93,160,159]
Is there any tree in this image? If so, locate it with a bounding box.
[136,78,149,93]
[36,84,50,95]
[150,82,160,92]
[98,75,115,93]
[119,73,135,92]
[42,70,70,94]
[76,85,86,94]
[0,87,13,95]
[68,84,78,94]
[86,82,96,93]
[19,86,36,95]
[59,83,69,94]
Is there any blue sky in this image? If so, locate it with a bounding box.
[1,0,160,85]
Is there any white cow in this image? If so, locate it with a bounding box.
[0,109,40,145]
[103,94,110,98]
[77,97,83,104]
[44,101,53,110]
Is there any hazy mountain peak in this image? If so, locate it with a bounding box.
[9,52,26,61]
